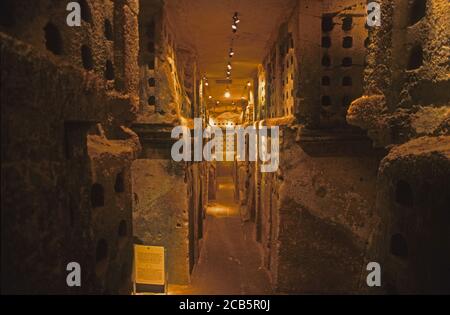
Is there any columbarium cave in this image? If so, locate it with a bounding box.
[1,0,449,295]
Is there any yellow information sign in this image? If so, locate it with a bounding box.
[134,245,165,286]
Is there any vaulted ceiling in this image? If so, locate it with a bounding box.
[165,0,296,104]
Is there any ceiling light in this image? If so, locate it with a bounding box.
[224,87,231,98]
[233,12,240,24]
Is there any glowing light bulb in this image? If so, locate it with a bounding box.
[233,12,240,24]
[208,95,212,99]
[227,63,232,70]
[229,49,234,58]
[205,81,209,86]
[247,81,251,87]
[224,89,231,98]
[232,24,237,32]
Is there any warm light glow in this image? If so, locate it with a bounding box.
[233,12,240,24]
[208,95,212,99]
[224,91,231,98]
[205,81,209,86]
[227,63,232,70]
[247,81,251,87]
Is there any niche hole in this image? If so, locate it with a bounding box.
[114,172,125,193]
[44,22,63,55]
[148,57,155,70]
[342,57,352,67]
[342,16,353,31]
[407,45,423,70]
[104,19,113,41]
[104,60,115,80]
[343,36,353,48]
[81,45,94,70]
[79,0,92,23]
[148,96,156,105]
[322,15,334,32]
[410,0,427,26]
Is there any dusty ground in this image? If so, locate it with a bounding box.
[169,177,273,295]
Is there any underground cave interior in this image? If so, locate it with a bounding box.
[0,0,449,295]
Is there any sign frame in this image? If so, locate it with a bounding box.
[132,244,168,295]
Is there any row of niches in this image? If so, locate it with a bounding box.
[0,0,92,28]
[322,15,353,33]
[91,172,125,209]
[44,17,114,55]
[320,0,427,33]
[322,76,353,86]
[321,95,352,108]
[322,55,353,68]
[321,41,424,72]
[404,1,427,71]
[268,105,293,118]
[282,88,294,101]
[322,36,356,49]
[145,19,157,107]
[44,21,115,80]
[95,219,129,277]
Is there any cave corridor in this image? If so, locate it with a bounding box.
[1,0,449,295]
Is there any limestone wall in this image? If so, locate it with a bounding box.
[130,1,207,285]
[348,0,450,147]
[0,0,140,294]
[131,159,190,284]
[346,0,450,293]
